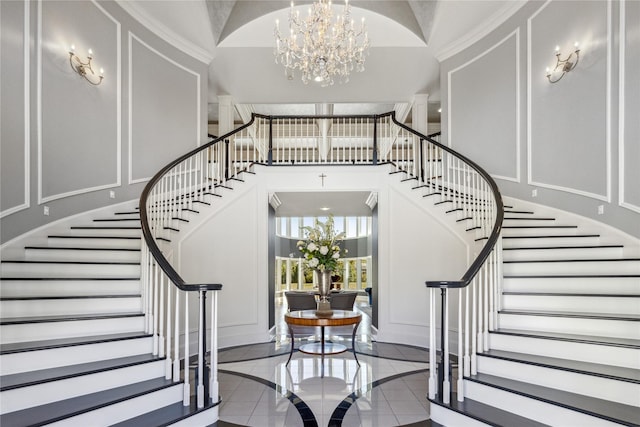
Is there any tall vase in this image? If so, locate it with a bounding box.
[314,269,333,317]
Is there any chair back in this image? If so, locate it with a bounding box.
[329,291,358,310]
[285,292,317,311]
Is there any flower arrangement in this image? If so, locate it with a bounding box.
[297,215,347,272]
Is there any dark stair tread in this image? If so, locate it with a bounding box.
[479,349,640,383]
[0,377,178,427]
[499,308,640,321]
[503,234,600,239]
[1,294,140,301]
[0,277,140,280]
[0,312,144,325]
[0,331,153,354]
[504,257,640,264]
[48,235,141,240]
[1,260,139,265]
[71,226,141,229]
[467,373,640,426]
[503,217,555,220]
[93,218,141,222]
[114,211,141,215]
[502,225,578,229]
[0,353,164,391]
[430,392,549,427]
[504,210,535,214]
[504,274,640,278]
[24,246,140,252]
[503,244,623,250]
[491,328,640,349]
[110,399,220,427]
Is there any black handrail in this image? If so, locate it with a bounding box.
[389,112,504,289]
[139,115,257,292]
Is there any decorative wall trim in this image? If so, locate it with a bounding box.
[115,0,213,64]
[447,28,521,183]
[37,0,122,204]
[0,0,30,219]
[435,1,526,61]
[618,1,640,214]
[127,31,201,185]
[526,0,612,203]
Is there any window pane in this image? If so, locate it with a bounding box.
[290,217,299,238]
[359,217,368,236]
[334,216,345,235]
[347,217,357,238]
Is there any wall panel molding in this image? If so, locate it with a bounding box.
[37,0,121,204]
[0,0,30,218]
[448,28,521,183]
[128,31,201,184]
[618,1,640,214]
[527,0,612,203]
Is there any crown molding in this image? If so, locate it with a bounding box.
[435,1,526,62]
[115,1,213,64]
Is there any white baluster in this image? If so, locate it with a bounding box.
[173,290,181,382]
[159,272,165,358]
[443,289,450,404]
[471,276,478,375]
[197,291,205,408]
[483,263,490,350]
[476,271,483,354]
[165,279,173,379]
[183,292,190,406]
[457,288,464,402]
[210,290,219,403]
[428,288,437,399]
[153,261,159,355]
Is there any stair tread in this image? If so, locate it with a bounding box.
[0,331,152,354]
[503,244,623,250]
[1,260,139,265]
[0,353,163,391]
[468,373,640,426]
[0,377,177,427]
[25,246,140,251]
[0,277,140,281]
[430,392,549,427]
[500,308,640,320]
[479,349,640,383]
[110,400,218,427]
[1,294,141,301]
[492,328,640,349]
[502,291,640,297]
[502,234,600,239]
[504,274,640,278]
[71,226,141,229]
[48,235,141,240]
[504,257,640,263]
[0,311,144,325]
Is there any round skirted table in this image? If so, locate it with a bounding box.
[284,309,361,377]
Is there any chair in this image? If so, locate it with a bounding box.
[329,291,358,310]
[285,292,317,312]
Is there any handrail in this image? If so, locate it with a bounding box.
[139,116,256,292]
[389,113,504,289]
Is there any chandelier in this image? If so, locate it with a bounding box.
[274,0,370,86]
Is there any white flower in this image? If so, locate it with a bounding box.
[297,240,305,246]
[332,252,340,259]
[308,257,319,268]
[307,242,318,252]
[319,246,329,255]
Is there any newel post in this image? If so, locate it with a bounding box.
[268,117,274,165]
[372,115,378,165]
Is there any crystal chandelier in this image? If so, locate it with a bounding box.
[274,0,370,86]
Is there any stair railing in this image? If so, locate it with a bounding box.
[139,116,260,409]
[385,115,504,404]
[140,111,502,410]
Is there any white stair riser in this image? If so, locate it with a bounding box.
[0,279,141,297]
[0,360,165,414]
[503,246,623,261]
[169,405,219,426]
[0,297,142,318]
[0,262,140,278]
[498,313,640,340]
[503,260,640,275]
[429,403,491,427]
[25,248,141,262]
[476,356,640,406]
[46,384,184,427]
[47,237,141,249]
[503,276,640,294]
[0,336,153,375]
[0,316,145,344]
[489,333,640,369]
[501,227,578,237]
[503,236,601,247]
[68,228,141,237]
[502,294,640,316]
[502,219,557,227]
[464,380,622,427]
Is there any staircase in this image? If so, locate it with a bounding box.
[0,202,223,426]
[429,199,640,426]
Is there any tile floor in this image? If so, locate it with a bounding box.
[216,297,432,427]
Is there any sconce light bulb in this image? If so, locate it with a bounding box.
[100,68,104,76]
[70,44,75,52]
[88,48,93,58]
[574,41,579,48]
[555,45,560,52]
[546,67,550,73]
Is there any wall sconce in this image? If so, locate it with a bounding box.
[69,45,104,86]
[546,42,580,83]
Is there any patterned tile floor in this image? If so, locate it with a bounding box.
[216,298,432,427]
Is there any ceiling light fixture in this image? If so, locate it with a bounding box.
[320,207,331,211]
[274,0,370,87]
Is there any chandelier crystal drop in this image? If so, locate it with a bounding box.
[274,0,370,87]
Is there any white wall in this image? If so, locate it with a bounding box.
[442,0,640,238]
[177,165,469,349]
[0,0,210,243]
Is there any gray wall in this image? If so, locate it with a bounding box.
[0,0,209,243]
[442,0,640,237]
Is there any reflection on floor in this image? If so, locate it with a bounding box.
[216,297,431,427]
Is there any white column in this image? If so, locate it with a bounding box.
[412,94,429,135]
[217,95,235,136]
